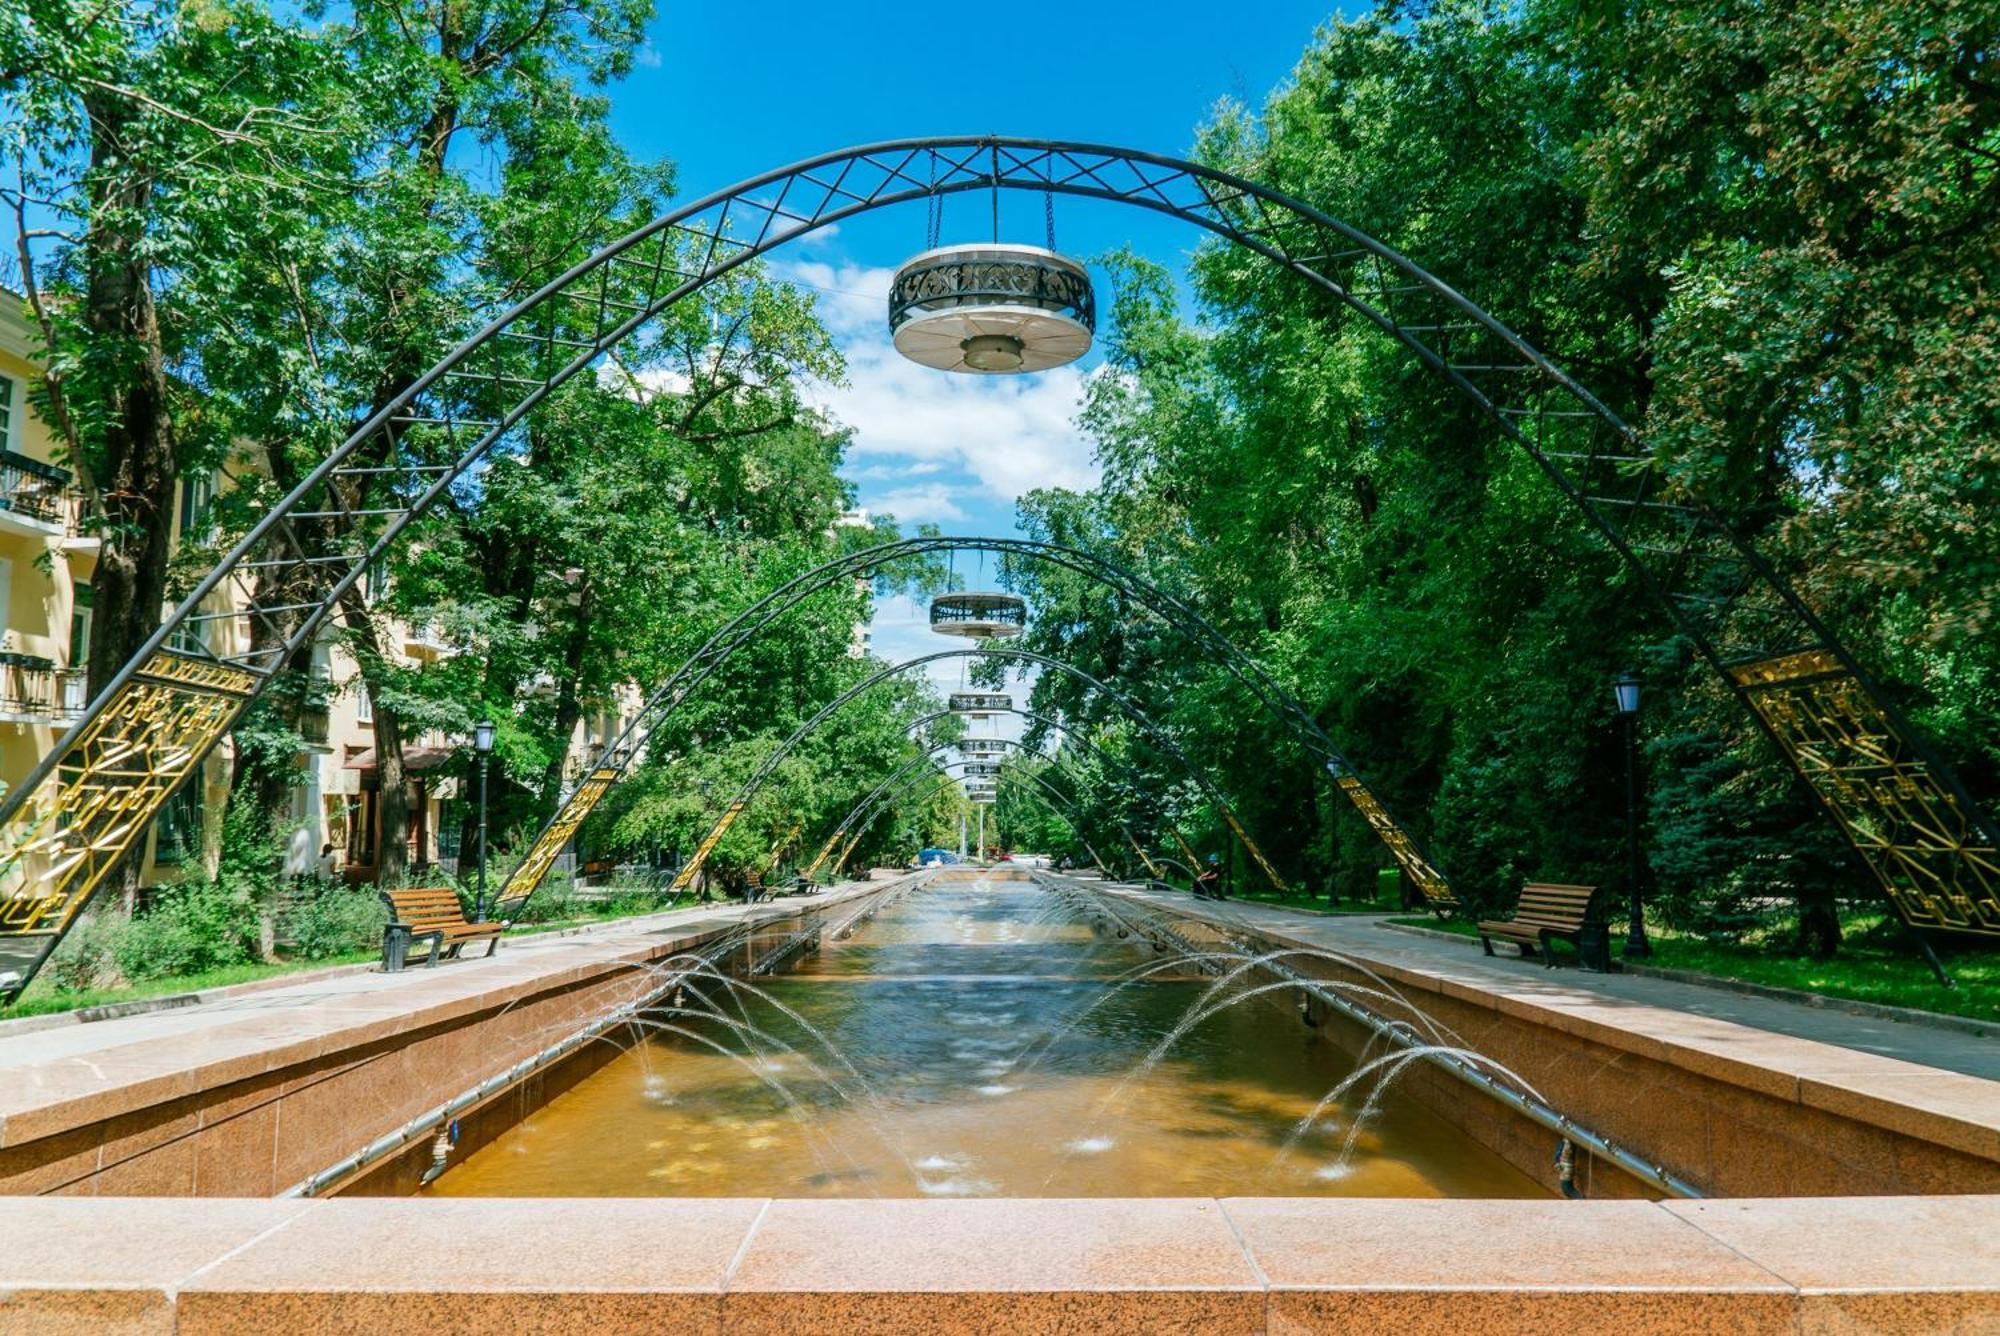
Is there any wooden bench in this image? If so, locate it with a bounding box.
[1478,883,1610,971]
[379,887,503,971]
[742,869,776,903]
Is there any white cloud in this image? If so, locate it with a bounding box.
[869,483,970,525]
[774,259,1104,506]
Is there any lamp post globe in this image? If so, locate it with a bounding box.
[1613,674,1651,959]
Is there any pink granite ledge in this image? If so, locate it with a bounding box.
[0,880,897,1153]
[0,1195,1995,1334]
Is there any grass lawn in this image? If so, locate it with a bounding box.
[0,951,379,1020]
[0,890,707,1024]
[1387,910,2000,1025]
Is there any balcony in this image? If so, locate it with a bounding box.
[0,452,77,539]
[402,618,453,657]
[0,654,88,726]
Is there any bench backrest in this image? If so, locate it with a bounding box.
[744,869,764,888]
[1514,882,1601,924]
[383,887,469,928]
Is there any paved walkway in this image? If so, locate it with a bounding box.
[1086,881,2000,1080]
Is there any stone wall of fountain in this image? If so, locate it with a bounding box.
[0,879,911,1198]
[1069,879,2000,1199]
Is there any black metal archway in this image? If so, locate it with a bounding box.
[493,532,1450,922]
[804,712,1168,885]
[3,136,1992,1000]
[652,648,1288,905]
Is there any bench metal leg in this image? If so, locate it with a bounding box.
[382,925,411,973]
[1480,934,1495,956]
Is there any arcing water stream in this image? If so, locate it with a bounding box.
[425,876,1543,1199]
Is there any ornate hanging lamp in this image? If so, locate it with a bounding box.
[950,691,1012,717]
[889,244,1094,374]
[929,591,1027,640]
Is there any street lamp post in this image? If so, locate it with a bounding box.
[1613,673,1651,959]
[473,720,494,922]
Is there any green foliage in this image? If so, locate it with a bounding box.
[39,912,120,993]
[279,884,386,960]
[993,0,1998,959]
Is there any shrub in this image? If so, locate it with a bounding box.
[41,912,120,992]
[112,876,259,982]
[281,881,386,960]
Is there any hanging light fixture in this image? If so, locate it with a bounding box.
[889,244,1094,375]
[929,591,1027,640]
[949,691,1012,717]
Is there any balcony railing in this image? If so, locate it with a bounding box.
[0,451,76,530]
[0,654,88,721]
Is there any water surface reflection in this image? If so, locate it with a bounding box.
[429,879,1545,1198]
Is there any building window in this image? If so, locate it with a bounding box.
[153,779,204,864]
[355,681,372,724]
[68,583,91,667]
[179,472,214,539]
[0,374,14,450]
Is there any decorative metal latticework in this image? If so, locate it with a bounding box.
[929,591,1027,640]
[949,691,1011,716]
[959,736,1011,757]
[0,650,257,986]
[1732,652,1999,935]
[888,244,1093,373]
[3,136,1989,997]
[961,760,1003,777]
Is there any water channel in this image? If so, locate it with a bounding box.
[428,877,1544,1198]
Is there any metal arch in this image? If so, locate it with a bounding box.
[3,136,1989,997]
[665,648,1288,899]
[839,763,1109,878]
[825,755,1111,880]
[808,711,1169,881]
[494,531,1433,921]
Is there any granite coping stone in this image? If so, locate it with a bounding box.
[1094,883,2000,1163]
[0,879,898,1151]
[0,1195,1994,1334]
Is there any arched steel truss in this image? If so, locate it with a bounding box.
[664,649,1288,901]
[807,709,1168,883]
[827,757,1110,881]
[489,533,1357,920]
[3,135,1992,998]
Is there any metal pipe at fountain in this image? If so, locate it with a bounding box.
[280,871,936,1198]
[1035,871,1703,1201]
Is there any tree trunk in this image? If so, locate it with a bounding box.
[76,95,178,698]
[538,588,595,814]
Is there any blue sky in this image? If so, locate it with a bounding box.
[604,3,1348,702]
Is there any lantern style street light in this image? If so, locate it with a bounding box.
[1612,674,1651,958]
[473,720,495,921]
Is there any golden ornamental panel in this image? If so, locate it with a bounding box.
[1221,807,1289,894]
[1738,662,2000,938]
[1127,832,1164,879]
[1337,776,1458,907]
[671,801,744,893]
[0,651,254,946]
[494,766,619,913]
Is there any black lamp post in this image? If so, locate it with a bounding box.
[473,719,494,921]
[1612,673,1651,958]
